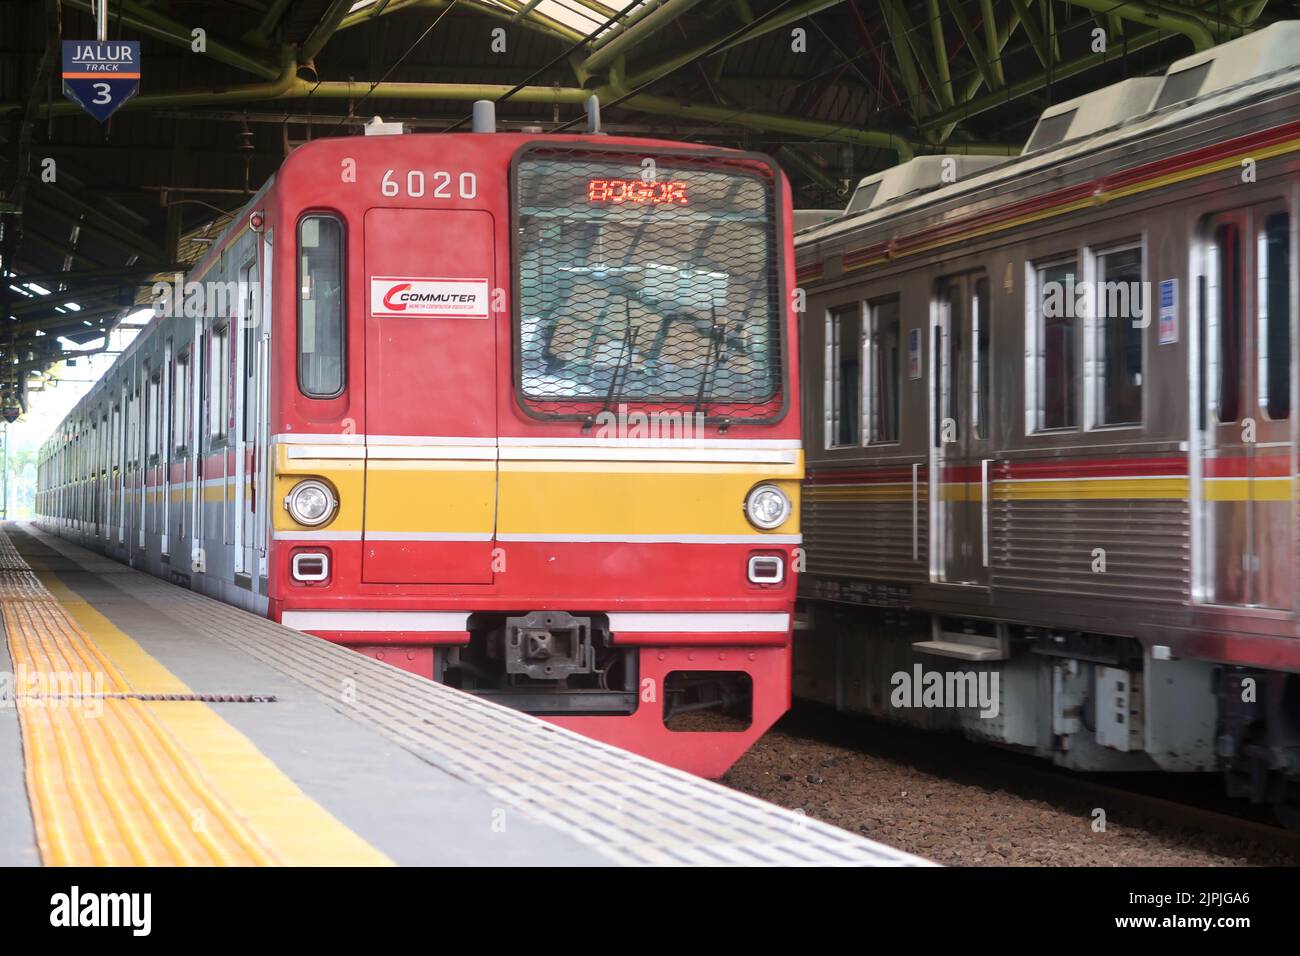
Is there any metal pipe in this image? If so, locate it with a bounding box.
[616,93,918,160]
[927,0,953,107]
[3,45,922,159]
[589,0,668,49]
[1058,0,1218,50]
[510,0,546,21]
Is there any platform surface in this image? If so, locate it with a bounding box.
[0,522,928,866]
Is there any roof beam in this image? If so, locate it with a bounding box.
[26,189,168,262]
[617,0,846,89]
[879,0,925,115]
[922,25,1168,132]
[583,0,708,74]
[245,0,296,48]
[7,282,140,316]
[62,0,282,78]
[301,0,355,63]
[947,0,999,92]
[3,266,184,286]
[21,225,110,269]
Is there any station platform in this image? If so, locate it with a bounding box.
[0,522,926,867]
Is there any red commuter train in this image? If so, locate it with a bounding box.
[36,122,802,777]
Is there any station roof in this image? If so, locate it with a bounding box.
[0,0,1284,419]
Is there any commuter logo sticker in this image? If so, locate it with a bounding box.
[61,41,141,122]
[370,277,490,318]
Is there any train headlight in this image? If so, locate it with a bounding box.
[744,484,791,530]
[285,479,337,527]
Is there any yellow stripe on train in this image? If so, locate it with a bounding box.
[268,450,804,537]
[497,461,801,537]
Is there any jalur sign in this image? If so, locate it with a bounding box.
[61,40,140,122]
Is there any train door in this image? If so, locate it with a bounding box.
[190,323,205,574]
[114,389,125,546]
[361,207,497,584]
[234,256,259,579]
[174,347,191,553]
[129,378,142,560]
[98,411,107,539]
[1197,205,1294,609]
[256,229,272,580]
[161,339,172,557]
[931,273,993,586]
[139,369,150,552]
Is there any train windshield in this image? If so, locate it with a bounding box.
[513,147,783,418]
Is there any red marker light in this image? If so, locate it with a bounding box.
[587,179,689,205]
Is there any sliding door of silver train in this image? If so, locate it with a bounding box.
[931,272,992,587]
[1197,203,1294,610]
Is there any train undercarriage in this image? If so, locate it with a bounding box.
[795,602,1300,827]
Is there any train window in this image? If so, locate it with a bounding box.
[845,180,882,215]
[940,283,963,442]
[209,325,229,440]
[1025,109,1076,153]
[1032,259,1078,431]
[513,150,780,417]
[127,389,140,467]
[973,278,990,439]
[1153,62,1211,111]
[111,405,121,472]
[297,215,345,398]
[1258,211,1291,421]
[1094,245,1144,426]
[174,350,190,453]
[827,305,863,447]
[147,372,161,461]
[1211,222,1242,423]
[867,297,901,444]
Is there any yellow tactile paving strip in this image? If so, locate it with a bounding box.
[0,535,391,867]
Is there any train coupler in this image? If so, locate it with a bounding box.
[501,611,596,680]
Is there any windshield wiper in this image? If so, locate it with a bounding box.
[694,302,726,422]
[588,298,638,429]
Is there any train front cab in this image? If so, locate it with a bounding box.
[266,134,801,777]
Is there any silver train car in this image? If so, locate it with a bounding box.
[794,21,1300,818]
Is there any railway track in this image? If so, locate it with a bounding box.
[974,754,1300,858]
[721,703,1300,866]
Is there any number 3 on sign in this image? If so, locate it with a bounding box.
[93,82,112,105]
[381,169,477,200]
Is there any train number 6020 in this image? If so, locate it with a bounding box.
[381,169,478,200]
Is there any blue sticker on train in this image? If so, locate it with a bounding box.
[62,41,140,122]
[1158,278,1178,345]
